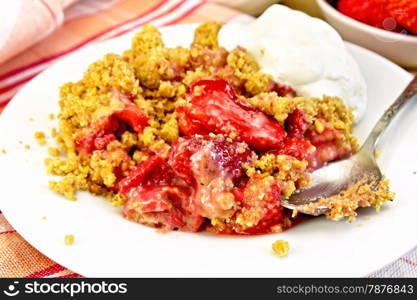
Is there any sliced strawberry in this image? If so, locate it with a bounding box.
[114,104,149,133]
[230,175,283,235]
[128,186,174,213]
[119,156,165,194]
[74,115,118,154]
[194,79,238,99]
[168,135,255,187]
[270,137,315,161]
[231,187,244,203]
[177,79,286,151]
[268,80,295,97]
[286,109,308,138]
[94,134,115,150]
[305,125,342,145]
[207,136,256,183]
[167,136,204,186]
[306,142,352,170]
[120,155,204,231]
[268,108,314,161]
[176,106,209,136]
[168,135,256,220]
[75,131,96,154]
[304,125,352,170]
[74,92,148,155]
[123,186,186,230]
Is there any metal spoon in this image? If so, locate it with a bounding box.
[281,76,417,216]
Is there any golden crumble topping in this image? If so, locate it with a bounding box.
[272,240,289,257]
[64,234,75,246]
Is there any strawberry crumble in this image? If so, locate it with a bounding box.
[45,22,393,235]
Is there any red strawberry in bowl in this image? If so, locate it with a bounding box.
[337,0,404,32]
[386,0,417,35]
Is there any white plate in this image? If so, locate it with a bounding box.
[0,24,415,277]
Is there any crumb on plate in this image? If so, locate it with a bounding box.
[64,234,74,245]
[34,131,47,145]
[272,240,289,257]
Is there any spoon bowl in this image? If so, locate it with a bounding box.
[282,150,382,216]
[282,75,417,215]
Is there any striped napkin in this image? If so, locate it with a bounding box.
[0,0,416,278]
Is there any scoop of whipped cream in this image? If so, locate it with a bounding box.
[219,4,367,120]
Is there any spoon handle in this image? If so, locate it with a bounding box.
[362,76,417,151]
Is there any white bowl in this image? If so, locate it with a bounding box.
[316,0,417,68]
